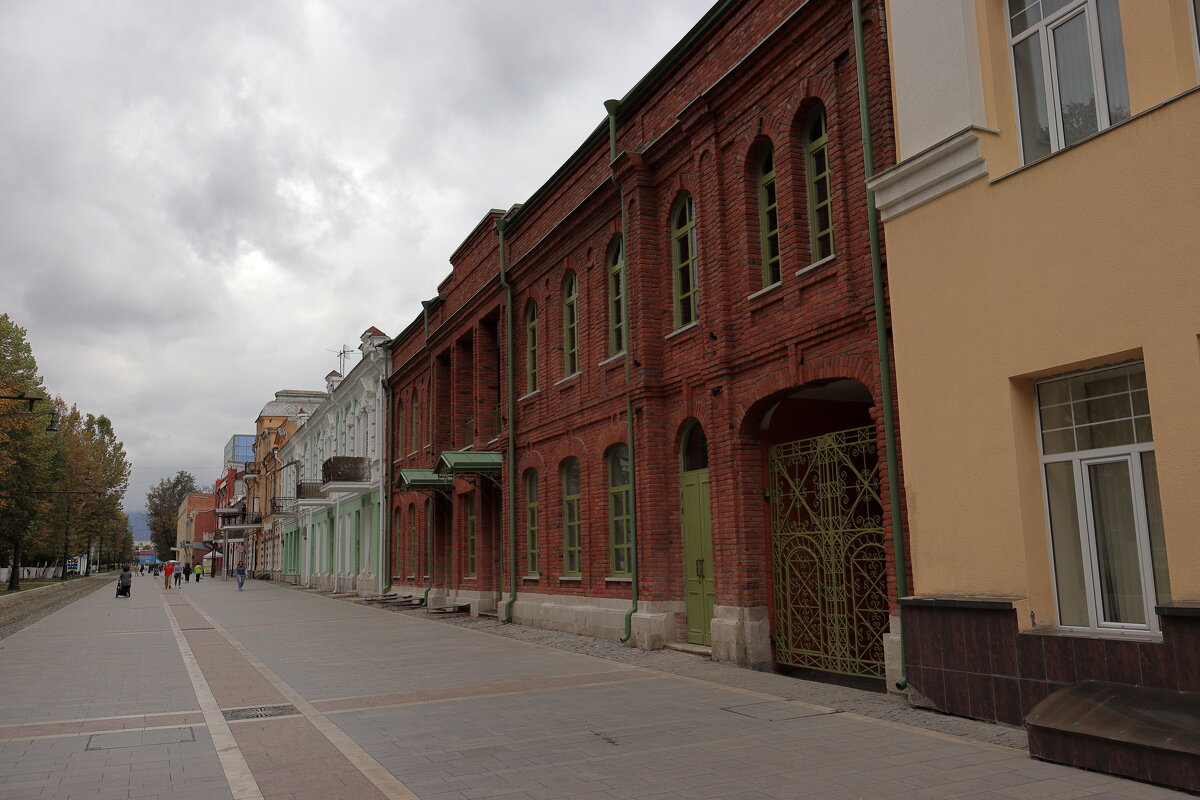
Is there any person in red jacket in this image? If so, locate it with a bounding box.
[163,561,174,589]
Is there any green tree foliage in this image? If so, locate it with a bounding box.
[0,314,59,585]
[146,471,198,560]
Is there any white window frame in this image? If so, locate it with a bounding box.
[1007,0,1124,162]
[1191,0,1200,75]
[1036,363,1162,636]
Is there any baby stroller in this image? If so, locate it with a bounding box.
[116,575,132,598]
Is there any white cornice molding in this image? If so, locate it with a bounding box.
[869,127,989,221]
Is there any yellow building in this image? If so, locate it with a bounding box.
[874,0,1200,788]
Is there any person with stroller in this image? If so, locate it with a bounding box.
[116,565,132,598]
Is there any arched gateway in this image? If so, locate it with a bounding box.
[758,379,889,680]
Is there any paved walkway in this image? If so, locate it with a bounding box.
[0,575,1186,799]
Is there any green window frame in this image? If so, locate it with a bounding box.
[805,108,834,263]
[394,399,404,458]
[410,391,420,453]
[608,237,625,356]
[525,468,539,576]
[465,492,477,578]
[407,504,417,579]
[671,195,698,329]
[563,272,579,376]
[758,144,781,286]
[526,301,539,393]
[607,444,632,576]
[561,457,581,576]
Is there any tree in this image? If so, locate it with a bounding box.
[0,314,59,590]
[146,471,197,561]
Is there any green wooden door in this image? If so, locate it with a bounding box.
[681,468,714,645]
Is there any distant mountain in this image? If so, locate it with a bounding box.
[127,510,151,540]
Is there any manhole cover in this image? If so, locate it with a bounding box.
[223,704,300,721]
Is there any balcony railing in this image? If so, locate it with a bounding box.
[271,497,296,515]
[296,481,324,499]
[246,512,263,524]
[322,456,370,484]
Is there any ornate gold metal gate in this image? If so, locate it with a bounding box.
[768,425,888,678]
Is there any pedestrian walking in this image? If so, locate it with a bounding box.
[174,565,182,587]
[194,563,203,582]
[235,561,246,591]
[138,563,144,576]
[163,561,174,589]
[184,564,191,583]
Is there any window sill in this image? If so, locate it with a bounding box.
[795,253,837,278]
[599,352,625,368]
[559,575,581,582]
[463,576,477,581]
[522,574,540,581]
[747,281,782,302]
[554,373,580,387]
[604,576,632,584]
[665,321,699,341]
[518,390,540,402]
[1025,627,1163,644]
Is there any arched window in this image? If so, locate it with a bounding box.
[806,106,834,262]
[409,391,420,453]
[607,444,632,576]
[407,503,417,579]
[465,492,477,578]
[562,272,579,376]
[561,457,582,576]
[422,498,432,579]
[525,300,539,393]
[758,143,781,286]
[394,399,404,458]
[671,195,698,328]
[682,423,709,472]
[524,468,539,576]
[607,236,625,356]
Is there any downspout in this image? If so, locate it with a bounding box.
[421,297,437,609]
[498,219,519,623]
[852,0,908,690]
[380,374,390,596]
[605,99,640,645]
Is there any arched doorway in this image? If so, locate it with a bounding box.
[762,379,888,680]
[680,422,714,645]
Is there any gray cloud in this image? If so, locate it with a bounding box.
[1,0,714,509]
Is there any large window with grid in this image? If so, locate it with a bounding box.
[805,106,833,262]
[407,504,417,579]
[525,301,539,393]
[671,195,698,329]
[1008,0,1129,163]
[758,143,781,286]
[607,444,632,577]
[608,237,625,356]
[561,457,582,577]
[525,468,539,576]
[409,391,419,453]
[1037,362,1169,633]
[562,272,579,376]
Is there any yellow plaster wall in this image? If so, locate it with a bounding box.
[885,89,1200,626]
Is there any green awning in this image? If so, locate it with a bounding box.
[399,469,453,490]
[436,450,502,476]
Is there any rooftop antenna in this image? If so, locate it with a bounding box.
[325,345,359,375]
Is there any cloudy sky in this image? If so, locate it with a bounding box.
[1,0,715,512]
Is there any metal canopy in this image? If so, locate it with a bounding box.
[399,468,453,492]
[435,451,502,475]
[218,523,262,531]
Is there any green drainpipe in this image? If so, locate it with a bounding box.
[498,217,519,624]
[852,0,908,690]
[421,296,438,609]
[604,99,640,645]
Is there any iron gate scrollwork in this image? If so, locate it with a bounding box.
[768,425,888,679]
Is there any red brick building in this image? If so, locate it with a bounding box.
[387,0,906,684]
